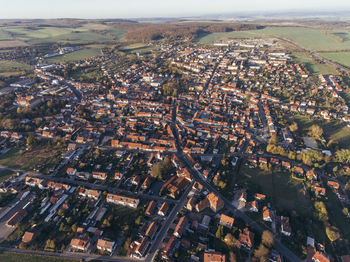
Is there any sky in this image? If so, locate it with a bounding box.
[0,0,350,19]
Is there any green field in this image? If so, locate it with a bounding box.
[290,114,350,149]
[0,30,12,41]
[46,48,101,63]
[2,26,126,45]
[238,166,312,216]
[0,252,78,262]
[292,52,337,75]
[0,146,62,171]
[197,26,350,51]
[0,169,14,183]
[0,60,30,77]
[321,52,350,68]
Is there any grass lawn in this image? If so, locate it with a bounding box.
[288,114,350,150]
[0,60,30,77]
[0,146,62,171]
[0,169,14,183]
[120,43,158,54]
[0,252,78,262]
[326,191,350,242]
[46,48,101,63]
[238,166,312,216]
[321,52,350,68]
[292,52,337,75]
[197,26,350,51]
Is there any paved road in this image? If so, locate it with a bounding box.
[170,99,301,262]
[31,174,178,204]
[145,181,194,262]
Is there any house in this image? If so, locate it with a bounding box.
[263,206,273,222]
[195,198,210,212]
[97,238,115,254]
[134,237,150,258]
[22,231,37,243]
[7,209,27,227]
[219,214,234,229]
[282,161,291,169]
[254,193,266,201]
[203,251,226,262]
[306,170,317,181]
[207,192,224,212]
[141,177,151,190]
[145,200,157,216]
[66,168,77,176]
[247,201,258,212]
[312,251,330,262]
[70,234,91,252]
[186,197,196,211]
[174,216,187,238]
[145,222,158,239]
[294,166,304,175]
[106,193,139,208]
[158,202,168,216]
[327,180,340,190]
[281,216,291,236]
[92,172,107,180]
[130,175,141,186]
[239,228,254,250]
[162,236,178,260]
[114,172,123,180]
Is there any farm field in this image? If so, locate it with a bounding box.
[0,60,31,77]
[1,25,126,45]
[292,52,337,75]
[120,43,159,53]
[321,52,350,68]
[197,26,350,51]
[45,48,101,63]
[0,252,78,262]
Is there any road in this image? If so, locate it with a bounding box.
[145,181,194,262]
[170,99,301,262]
[31,173,178,204]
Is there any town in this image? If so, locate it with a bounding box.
[0,20,350,262]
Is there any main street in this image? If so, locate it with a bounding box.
[170,99,301,262]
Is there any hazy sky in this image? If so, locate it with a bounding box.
[1,0,350,19]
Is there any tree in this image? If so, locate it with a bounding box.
[229,252,237,262]
[26,133,36,148]
[216,225,224,240]
[254,244,269,260]
[261,230,274,248]
[308,125,323,140]
[326,226,340,242]
[269,135,278,145]
[289,122,298,132]
[335,149,350,164]
[151,162,163,180]
[224,233,241,249]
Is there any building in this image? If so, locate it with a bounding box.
[70,234,91,252]
[173,216,187,238]
[219,214,234,229]
[96,238,115,254]
[203,251,226,262]
[239,228,254,250]
[106,193,139,208]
